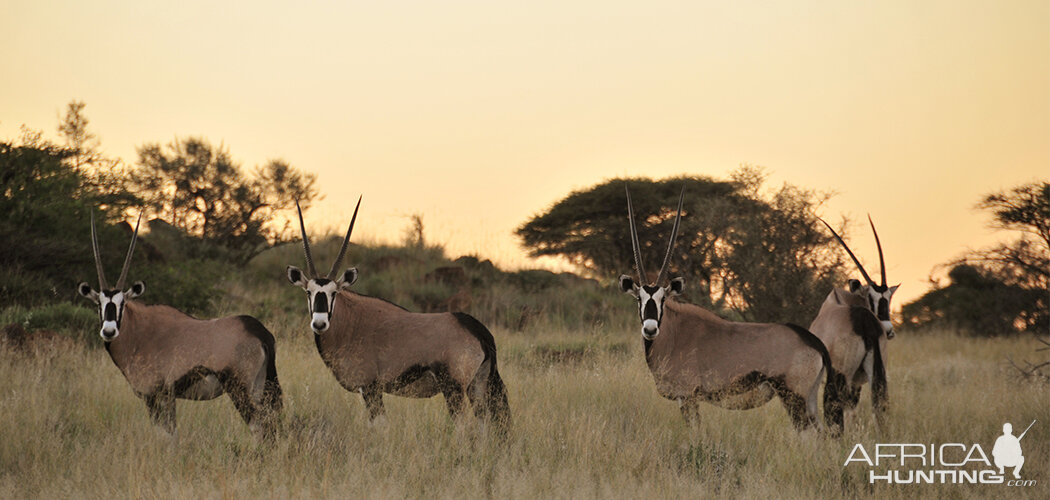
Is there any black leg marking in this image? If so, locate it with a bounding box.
[144,389,176,434]
[842,384,862,411]
[769,379,814,431]
[430,363,466,417]
[221,372,257,426]
[679,397,700,426]
[823,369,848,433]
[362,383,385,421]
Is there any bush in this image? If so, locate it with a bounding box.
[0,303,99,347]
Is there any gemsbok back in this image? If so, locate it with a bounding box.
[286,198,510,433]
[77,211,282,438]
[810,216,898,427]
[618,187,843,431]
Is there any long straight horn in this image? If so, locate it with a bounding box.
[868,214,887,287]
[655,187,685,286]
[115,212,142,290]
[818,217,876,286]
[327,195,362,280]
[295,200,318,278]
[90,211,109,290]
[625,186,648,284]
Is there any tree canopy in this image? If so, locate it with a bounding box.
[901,180,1049,334]
[0,101,320,312]
[516,168,849,323]
[131,137,319,263]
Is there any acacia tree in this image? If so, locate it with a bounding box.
[516,168,847,323]
[132,137,319,263]
[902,180,1049,334]
[973,181,1050,285]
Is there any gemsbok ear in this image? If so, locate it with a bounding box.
[338,267,359,290]
[127,281,145,298]
[669,277,684,296]
[848,279,862,293]
[287,266,307,287]
[618,275,638,296]
[77,282,98,302]
[888,284,900,296]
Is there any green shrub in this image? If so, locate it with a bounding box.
[0,303,99,347]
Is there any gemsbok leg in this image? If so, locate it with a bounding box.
[145,390,176,435]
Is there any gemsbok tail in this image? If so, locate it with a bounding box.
[262,337,283,415]
[786,323,844,434]
[240,316,283,415]
[454,312,512,435]
[870,331,887,423]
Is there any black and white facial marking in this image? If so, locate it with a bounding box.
[848,279,899,339]
[287,266,358,334]
[77,281,145,341]
[619,275,684,340]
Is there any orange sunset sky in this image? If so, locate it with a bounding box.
[2,1,1047,305]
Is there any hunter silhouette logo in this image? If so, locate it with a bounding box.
[843,419,1038,486]
[992,420,1035,479]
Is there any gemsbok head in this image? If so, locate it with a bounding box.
[618,186,843,432]
[821,216,899,339]
[286,198,511,433]
[285,197,362,335]
[77,212,144,341]
[617,186,686,340]
[77,210,282,438]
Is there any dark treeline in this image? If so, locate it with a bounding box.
[2,100,1046,339]
[1,101,318,314]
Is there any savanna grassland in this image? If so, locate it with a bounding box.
[0,240,1047,499]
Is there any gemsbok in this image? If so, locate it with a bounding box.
[810,216,898,426]
[77,211,282,437]
[618,187,843,431]
[286,198,510,432]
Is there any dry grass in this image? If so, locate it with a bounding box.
[1,327,1046,499]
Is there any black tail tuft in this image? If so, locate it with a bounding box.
[870,336,887,424]
[486,366,512,435]
[239,316,283,415]
[453,312,511,435]
[785,323,844,435]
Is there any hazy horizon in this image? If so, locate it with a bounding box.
[2,1,1047,305]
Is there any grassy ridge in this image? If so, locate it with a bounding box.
[1,326,1046,499]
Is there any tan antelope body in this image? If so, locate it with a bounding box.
[288,199,510,431]
[78,212,282,437]
[811,217,897,425]
[619,187,843,430]
[810,289,885,410]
